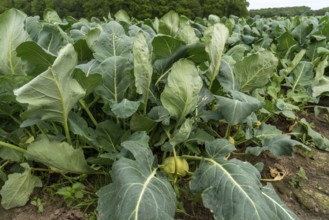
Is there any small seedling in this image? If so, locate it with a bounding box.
[56,182,85,206]
[289,167,308,187]
[30,197,44,213]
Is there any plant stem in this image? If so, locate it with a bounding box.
[0,141,27,153]
[225,125,232,138]
[63,117,72,145]
[181,155,203,161]
[79,99,98,126]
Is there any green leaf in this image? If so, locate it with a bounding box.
[215,91,263,125]
[152,35,184,59]
[37,24,70,55]
[73,69,102,96]
[16,41,56,76]
[275,99,299,120]
[0,9,30,75]
[300,118,329,151]
[205,139,236,160]
[96,56,132,105]
[178,25,199,44]
[68,112,95,142]
[218,55,238,91]
[25,138,93,174]
[159,10,179,36]
[190,142,276,219]
[254,135,304,158]
[130,114,157,133]
[133,31,153,113]
[160,60,202,125]
[94,120,124,153]
[14,44,85,124]
[97,134,176,220]
[93,21,132,61]
[204,23,229,90]
[0,163,42,209]
[111,99,140,119]
[254,124,282,141]
[276,32,297,51]
[312,77,329,98]
[261,184,300,220]
[234,51,278,92]
[170,118,193,147]
[289,61,314,92]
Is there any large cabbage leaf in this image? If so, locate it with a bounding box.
[14,44,85,123]
[190,139,279,220]
[204,23,229,90]
[160,60,202,125]
[97,132,176,220]
[0,9,30,75]
[234,51,278,92]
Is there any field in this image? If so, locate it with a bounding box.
[0,8,329,220]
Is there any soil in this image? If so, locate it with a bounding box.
[0,193,86,220]
[1,111,329,220]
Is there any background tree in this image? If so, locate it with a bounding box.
[0,0,251,19]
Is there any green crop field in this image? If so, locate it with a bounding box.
[0,8,328,220]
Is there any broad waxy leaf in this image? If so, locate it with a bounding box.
[93,21,132,61]
[16,41,56,76]
[14,44,85,123]
[253,124,282,141]
[133,31,153,109]
[170,118,193,147]
[159,10,179,36]
[289,61,314,92]
[247,135,305,158]
[276,31,297,51]
[94,120,125,153]
[160,60,202,125]
[37,24,70,55]
[152,35,184,59]
[111,99,140,119]
[218,55,238,91]
[312,77,329,98]
[0,9,30,75]
[204,23,229,90]
[215,91,263,125]
[97,133,176,220]
[25,138,93,173]
[261,184,300,220]
[234,51,278,92]
[0,163,42,209]
[190,141,276,220]
[96,56,132,105]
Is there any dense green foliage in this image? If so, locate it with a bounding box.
[1,8,329,219]
[0,0,249,19]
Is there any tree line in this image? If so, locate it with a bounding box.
[0,0,249,19]
[249,6,329,17]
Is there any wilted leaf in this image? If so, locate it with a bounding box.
[0,163,42,209]
[25,138,93,173]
